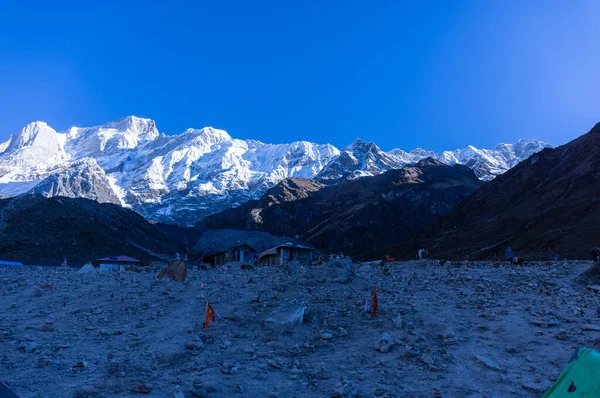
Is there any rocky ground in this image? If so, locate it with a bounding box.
[1,260,600,398]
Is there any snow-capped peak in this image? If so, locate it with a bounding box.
[386,139,552,181]
[0,135,12,154]
[0,121,68,169]
[8,121,55,150]
[316,138,402,184]
[63,116,161,159]
[102,116,159,141]
[346,137,366,147]
[184,126,232,144]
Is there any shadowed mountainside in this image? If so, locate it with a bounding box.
[0,195,198,266]
[200,158,482,256]
[386,122,600,261]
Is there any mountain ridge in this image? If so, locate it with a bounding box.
[0,116,551,225]
[200,158,483,256]
[384,121,600,260]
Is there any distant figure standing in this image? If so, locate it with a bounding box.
[591,247,600,262]
[506,246,514,260]
[548,244,559,261]
[494,249,499,261]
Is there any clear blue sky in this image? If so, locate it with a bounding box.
[1,1,599,151]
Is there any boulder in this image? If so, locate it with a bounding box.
[333,376,359,398]
[377,333,394,353]
[77,263,96,274]
[475,355,503,371]
[297,258,352,285]
[265,305,308,326]
[158,259,188,282]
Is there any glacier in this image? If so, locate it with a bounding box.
[0,116,552,224]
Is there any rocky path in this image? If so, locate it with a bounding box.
[1,260,600,397]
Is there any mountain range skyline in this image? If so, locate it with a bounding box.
[0,115,553,225]
[2,115,559,153]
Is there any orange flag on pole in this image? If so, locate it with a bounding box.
[371,287,378,316]
[205,301,216,330]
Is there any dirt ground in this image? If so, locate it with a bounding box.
[1,260,600,398]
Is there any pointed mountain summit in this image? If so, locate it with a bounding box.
[0,122,68,169]
[316,138,402,184]
[65,116,160,157]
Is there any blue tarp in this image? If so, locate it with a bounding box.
[0,260,23,267]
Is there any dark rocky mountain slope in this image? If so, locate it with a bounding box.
[28,158,120,204]
[0,195,196,266]
[200,158,482,256]
[398,122,600,260]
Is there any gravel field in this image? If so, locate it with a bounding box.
[1,260,599,397]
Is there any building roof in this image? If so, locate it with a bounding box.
[230,243,256,252]
[192,230,303,258]
[96,255,142,263]
[201,244,256,261]
[258,243,315,260]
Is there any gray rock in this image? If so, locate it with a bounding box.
[131,381,152,394]
[475,355,503,371]
[393,315,403,329]
[253,371,268,381]
[443,327,455,339]
[377,333,394,353]
[186,342,203,350]
[203,382,218,393]
[23,334,35,342]
[443,327,457,344]
[192,376,203,390]
[297,258,353,284]
[19,341,39,353]
[265,305,308,326]
[583,324,600,331]
[521,376,551,393]
[191,387,208,397]
[333,376,359,397]
[40,322,55,332]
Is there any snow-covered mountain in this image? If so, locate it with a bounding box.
[319,138,552,183]
[316,139,404,184]
[0,116,551,224]
[393,140,552,181]
[0,117,339,224]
